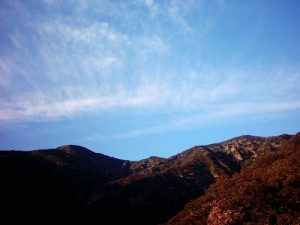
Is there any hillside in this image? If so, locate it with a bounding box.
[0,134,295,225]
[167,133,300,225]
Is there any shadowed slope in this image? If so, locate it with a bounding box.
[0,145,131,224]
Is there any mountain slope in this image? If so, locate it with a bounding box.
[0,134,294,225]
[0,145,132,224]
[167,133,300,225]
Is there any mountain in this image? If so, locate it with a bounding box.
[0,134,297,225]
[0,145,132,224]
[167,133,300,225]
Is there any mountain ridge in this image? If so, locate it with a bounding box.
[0,133,297,225]
[167,133,300,225]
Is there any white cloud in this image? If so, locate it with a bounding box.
[0,78,169,121]
[167,0,193,32]
[43,0,56,5]
[0,57,13,88]
[145,34,168,53]
[142,0,159,13]
[109,100,300,139]
[2,66,299,123]
[1,0,299,136]
[41,20,128,46]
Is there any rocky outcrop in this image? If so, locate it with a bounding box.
[167,133,300,225]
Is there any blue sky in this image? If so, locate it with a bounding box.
[0,0,300,160]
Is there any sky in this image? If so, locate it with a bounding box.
[0,0,300,160]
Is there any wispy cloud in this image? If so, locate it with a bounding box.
[0,86,163,121]
[167,0,193,32]
[108,100,300,139]
[1,0,300,141]
[141,0,159,14]
[1,64,299,123]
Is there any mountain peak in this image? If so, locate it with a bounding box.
[56,144,90,151]
[56,145,95,156]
